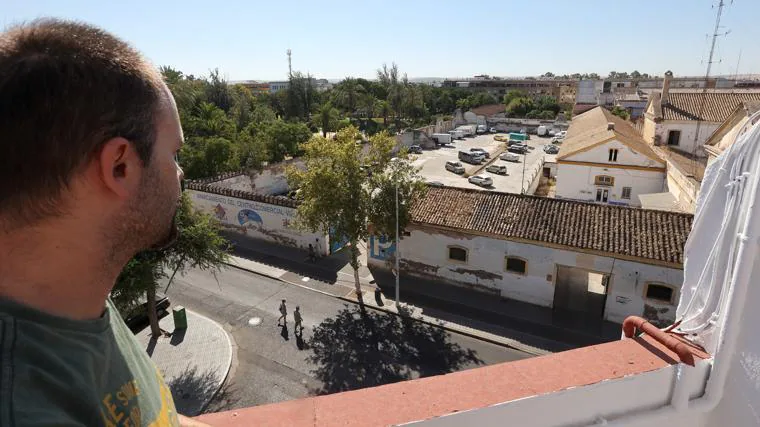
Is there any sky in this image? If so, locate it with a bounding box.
[3,0,759,82]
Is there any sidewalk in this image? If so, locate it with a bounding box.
[135,309,232,416]
[223,234,621,354]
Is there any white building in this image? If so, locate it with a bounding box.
[555,106,666,206]
[704,100,760,166]
[368,186,690,326]
[200,116,760,427]
[268,80,290,93]
[641,72,760,157]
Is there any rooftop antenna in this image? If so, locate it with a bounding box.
[732,48,742,87]
[287,49,292,78]
[692,0,730,176]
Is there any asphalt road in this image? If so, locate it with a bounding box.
[162,265,533,412]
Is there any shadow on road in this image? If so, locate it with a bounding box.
[168,365,232,416]
[307,304,483,395]
[222,231,344,284]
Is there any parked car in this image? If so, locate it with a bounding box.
[508,145,528,154]
[544,145,560,154]
[500,152,521,162]
[427,181,445,187]
[470,147,490,158]
[551,136,564,144]
[548,129,557,137]
[125,294,171,333]
[486,164,507,175]
[556,130,567,139]
[445,160,465,174]
[468,174,493,187]
[489,127,497,133]
[409,145,422,154]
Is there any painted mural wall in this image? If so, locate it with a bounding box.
[187,189,328,254]
[370,226,684,324]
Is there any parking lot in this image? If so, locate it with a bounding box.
[412,133,554,193]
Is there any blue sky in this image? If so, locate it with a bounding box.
[3,0,759,81]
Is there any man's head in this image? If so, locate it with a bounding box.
[0,19,184,259]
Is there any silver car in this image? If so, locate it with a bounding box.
[445,161,465,174]
[468,174,493,187]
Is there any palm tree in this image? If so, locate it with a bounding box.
[334,77,365,116]
[314,101,339,138]
[376,100,391,126]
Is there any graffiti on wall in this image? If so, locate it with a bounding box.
[190,191,301,238]
[368,235,396,260]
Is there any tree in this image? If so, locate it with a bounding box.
[542,72,555,78]
[261,120,312,162]
[206,68,233,113]
[313,101,340,138]
[610,106,631,121]
[505,97,536,117]
[287,127,425,305]
[333,77,366,115]
[112,193,230,337]
[503,90,524,105]
[631,70,642,79]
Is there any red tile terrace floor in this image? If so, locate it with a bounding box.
[196,333,707,427]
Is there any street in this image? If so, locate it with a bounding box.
[162,265,534,412]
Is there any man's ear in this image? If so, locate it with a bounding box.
[97,137,142,199]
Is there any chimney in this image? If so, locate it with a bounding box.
[662,70,673,103]
[607,122,615,131]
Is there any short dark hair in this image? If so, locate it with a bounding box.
[0,19,164,227]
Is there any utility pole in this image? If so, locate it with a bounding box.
[287,49,292,78]
[692,0,729,174]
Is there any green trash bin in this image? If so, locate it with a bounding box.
[172,305,188,330]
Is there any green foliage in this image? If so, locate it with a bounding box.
[287,126,425,300]
[112,193,230,318]
[180,136,239,179]
[260,120,312,162]
[505,97,536,117]
[312,101,340,137]
[610,106,631,121]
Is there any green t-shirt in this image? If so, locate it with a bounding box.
[0,297,180,426]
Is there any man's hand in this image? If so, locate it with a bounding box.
[178,414,213,427]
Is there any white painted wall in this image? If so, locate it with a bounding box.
[376,226,683,323]
[187,189,328,253]
[654,121,720,158]
[565,139,663,168]
[555,163,666,206]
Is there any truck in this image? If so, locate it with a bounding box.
[476,124,488,134]
[456,125,477,137]
[509,132,528,142]
[431,133,452,145]
[448,130,465,140]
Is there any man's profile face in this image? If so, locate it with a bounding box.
[128,86,184,252]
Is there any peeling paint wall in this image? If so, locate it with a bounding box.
[371,226,683,323]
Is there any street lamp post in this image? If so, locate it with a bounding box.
[395,175,400,309]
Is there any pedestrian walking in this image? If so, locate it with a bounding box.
[277,299,287,325]
[294,306,303,333]
[308,243,316,263]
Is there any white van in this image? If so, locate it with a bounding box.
[448,130,465,140]
[432,133,452,145]
[537,125,548,137]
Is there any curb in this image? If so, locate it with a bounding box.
[185,309,234,416]
[223,259,550,356]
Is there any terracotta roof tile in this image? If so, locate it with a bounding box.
[411,187,692,265]
[662,90,760,122]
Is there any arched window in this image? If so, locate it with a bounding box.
[448,246,468,263]
[644,283,676,304]
[505,256,527,275]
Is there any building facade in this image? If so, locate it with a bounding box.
[368,186,691,326]
[555,107,666,206]
[641,72,760,157]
